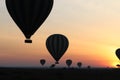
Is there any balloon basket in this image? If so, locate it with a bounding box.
[25,39,32,43]
[55,62,59,64]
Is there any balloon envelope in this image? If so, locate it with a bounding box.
[66,59,72,67]
[115,48,120,60]
[6,0,53,43]
[46,34,69,64]
[116,64,120,68]
[40,59,46,66]
[50,64,56,68]
[77,62,82,68]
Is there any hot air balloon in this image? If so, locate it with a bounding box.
[116,64,120,68]
[87,65,91,69]
[50,64,56,68]
[6,0,53,43]
[77,62,82,68]
[66,59,72,68]
[115,48,120,60]
[46,34,69,64]
[40,59,46,66]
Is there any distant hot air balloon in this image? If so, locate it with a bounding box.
[46,34,69,64]
[77,62,82,68]
[50,64,56,68]
[6,0,53,43]
[115,48,120,60]
[116,64,120,68]
[40,59,46,66]
[87,65,91,69]
[66,59,72,68]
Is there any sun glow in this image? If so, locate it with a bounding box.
[111,61,120,68]
[106,46,120,68]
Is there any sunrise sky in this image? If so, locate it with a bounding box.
[0,0,120,68]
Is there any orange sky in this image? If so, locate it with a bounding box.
[0,0,120,68]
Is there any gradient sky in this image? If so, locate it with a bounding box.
[0,0,120,68]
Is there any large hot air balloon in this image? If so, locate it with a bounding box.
[40,59,46,66]
[66,59,72,68]
[46,34,69,64]
[6,0,54,43]
[115,48,120,60]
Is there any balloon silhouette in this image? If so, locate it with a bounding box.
[6,0,54,43]
[116,64,120,68]
[77,62,82,68]
[115,48,120,60]
[50,64,56,68]
[40,59,46,66]
[46,34,69,64]
[87,65,91,69]
[66,59,72,68]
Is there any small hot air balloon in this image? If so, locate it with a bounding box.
[116,64,120,68]
[50,64,56,68]
[6,0,53,43]
[87,65,91,69]
[115,48,120,60]
[77,62,82,68]
[46,34,69,64]
[40,59,46,66]
[66,59,72,68]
